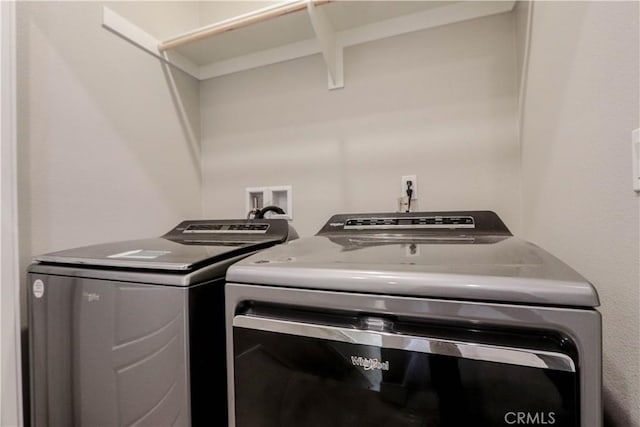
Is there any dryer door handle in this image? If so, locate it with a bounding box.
[233,314,576,372]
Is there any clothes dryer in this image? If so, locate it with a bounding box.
[28,218,297,427]
[225,211,600,427]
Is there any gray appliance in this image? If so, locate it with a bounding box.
[225,211,601,427]
[28,218,298,427]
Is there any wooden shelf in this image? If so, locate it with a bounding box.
[162,1,320,66]
[158,0,330,53]
[103,0,516,89]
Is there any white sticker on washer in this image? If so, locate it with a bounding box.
[107,249,171,259]
[33,279,44,298]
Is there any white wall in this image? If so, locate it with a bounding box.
[520,2,639,426]
[199,1,277,26]
[201,12,520,237]
[1,1,23,425]
[107,1,200,41]
[17,1,202,256]
[514,0,531,102]
[16,2,202,422]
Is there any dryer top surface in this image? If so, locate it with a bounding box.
[226,212,598,308]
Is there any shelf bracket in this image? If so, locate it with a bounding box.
[306,0,343,90]
[101,7,200,79]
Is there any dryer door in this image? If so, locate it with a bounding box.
[232,314,579,427]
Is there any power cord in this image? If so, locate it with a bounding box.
[248,205,286,219]
[406,180,413,213]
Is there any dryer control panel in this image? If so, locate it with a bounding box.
[316,211,511,236]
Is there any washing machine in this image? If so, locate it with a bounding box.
[225,211,601,427]
[27,218,298,427]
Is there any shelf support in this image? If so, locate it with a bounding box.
[306,0,343,90]
[101,7,199,79]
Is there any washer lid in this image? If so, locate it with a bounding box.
[33,219,295,271]
[34,237,284,271]
[226,234,600,308]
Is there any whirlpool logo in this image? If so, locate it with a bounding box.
[350,356,389,371]
[504,412,556,425]
[82,291,100,302]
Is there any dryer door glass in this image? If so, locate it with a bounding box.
[232,315,578,427]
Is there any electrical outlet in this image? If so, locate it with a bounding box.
[401,175,418,200]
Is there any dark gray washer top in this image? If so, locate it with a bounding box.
[225,235,600,308]
[29,251,252,287]
[28,218,297,287]
[32,237,280,271]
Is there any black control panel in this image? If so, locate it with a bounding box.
[344,216,475,229]
[316,211,511,236]
[163,219,297,244]
[183,223,270,234]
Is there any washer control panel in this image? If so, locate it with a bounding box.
[183,223,270,234]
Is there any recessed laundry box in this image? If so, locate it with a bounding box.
[225,211,601,427]
[27,218,298,427]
